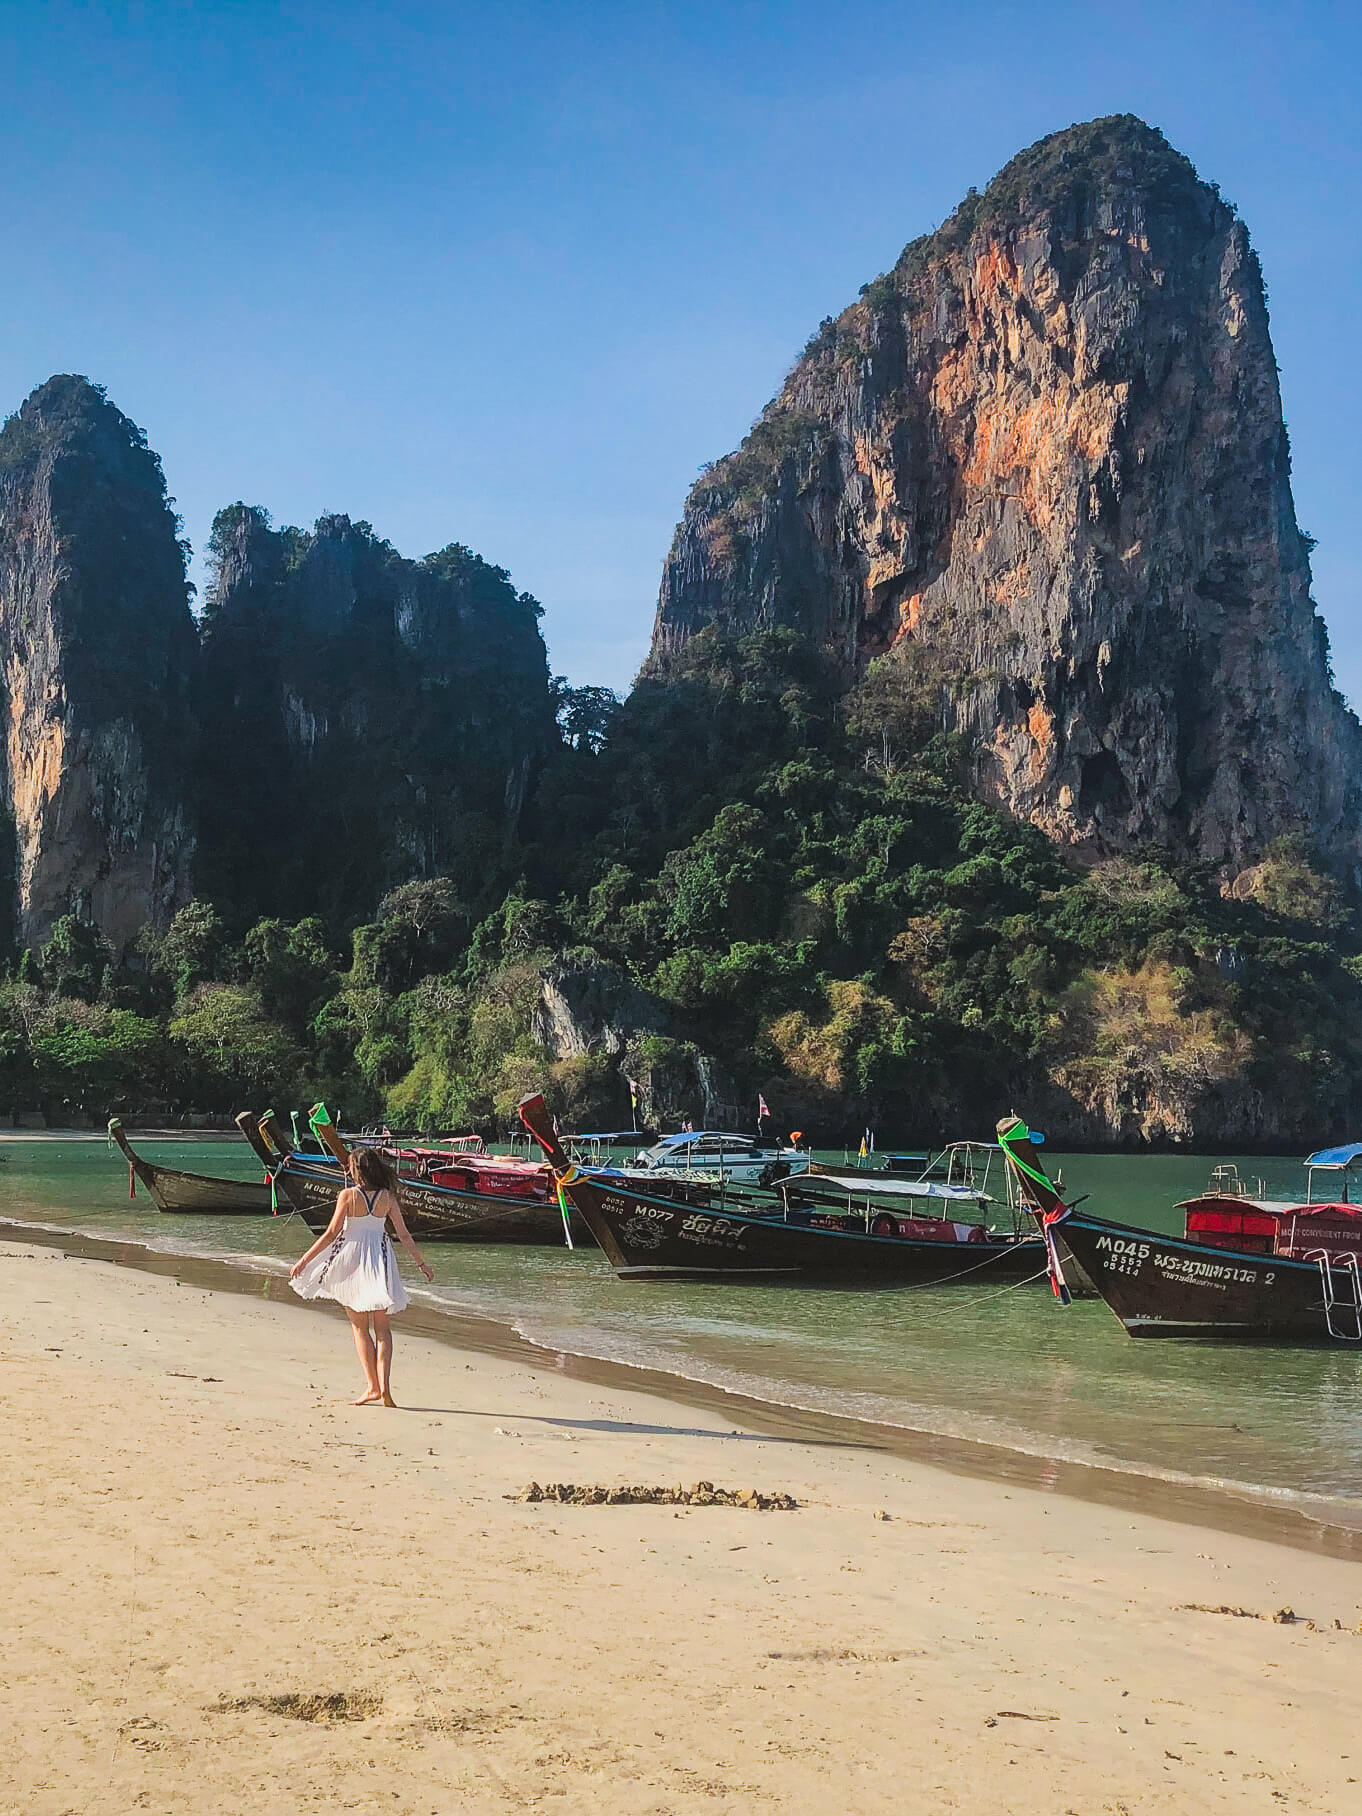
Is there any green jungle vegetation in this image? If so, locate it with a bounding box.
[4,625,1360,1146]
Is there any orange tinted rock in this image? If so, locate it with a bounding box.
[649,116,1361,876]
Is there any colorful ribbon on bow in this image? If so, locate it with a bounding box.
[553,1165,579,1249]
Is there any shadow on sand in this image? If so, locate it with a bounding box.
[393,1408,866,1448]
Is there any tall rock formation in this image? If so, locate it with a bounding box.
[195,506,553,922]
[0,376,197,950]
[652,116,1361,874]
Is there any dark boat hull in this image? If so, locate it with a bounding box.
[137,1168,274,1214]
[1056,1211,1349,1341]
[109,1120,274,1215]
[275,1154,582,1245]
[556,1172,1043,1283]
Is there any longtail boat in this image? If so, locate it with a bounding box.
[108,1118,275,1215]
[518,1093,1044,1283]
[997,1115,1362,1343]
[239,1107,584,1245]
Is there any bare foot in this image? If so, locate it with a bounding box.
[382,1392,398,1408]
[353,1391,382,1405]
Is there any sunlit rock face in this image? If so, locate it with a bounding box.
[651,116,1362,874]
[0,376,197,950]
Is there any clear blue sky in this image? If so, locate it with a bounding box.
[3,1,1359,698]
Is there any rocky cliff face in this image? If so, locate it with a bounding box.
[0,377,197,950]
[195,506,553,921]
[652,116,1361,875]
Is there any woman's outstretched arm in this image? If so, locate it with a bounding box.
[289,1189,350,1278]
[386,1194,434,1281]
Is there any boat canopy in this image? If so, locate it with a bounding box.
[571,1131,646,1144]
[784,1173,984,1202]
[1306,1143,1362,1169]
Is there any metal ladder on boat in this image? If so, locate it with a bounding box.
[1310,1251,1362,1342]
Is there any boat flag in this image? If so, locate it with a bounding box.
[858,1134,868,1160]
[758,1093,771,1122]
[625,1074,640,1127]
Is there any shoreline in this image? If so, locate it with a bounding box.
[4,1231,1362,1813]
[6,1211,1362,1562]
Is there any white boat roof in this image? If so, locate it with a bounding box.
[787,1173,984,1201]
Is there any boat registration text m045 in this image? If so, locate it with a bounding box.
[1092,1234,1149,1276]
[1093,1232,1272,1288]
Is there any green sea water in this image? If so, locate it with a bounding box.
[4,1137,1362,1520]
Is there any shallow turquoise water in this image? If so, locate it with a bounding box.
[5,1137,1362,1516]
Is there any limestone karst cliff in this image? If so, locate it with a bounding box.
[651,116,1362,876]
[0,376,197,949]
[0,381,554,952]
[194,505,553,922]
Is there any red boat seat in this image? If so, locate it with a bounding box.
[1185,1199,1362,1260]
[1186,1208,1278,1238]
[428,1163,547,1200]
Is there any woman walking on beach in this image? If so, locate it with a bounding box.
[289,1147,433,1406]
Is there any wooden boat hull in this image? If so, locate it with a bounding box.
[1054,1210,1346,1341]
[108,1119,275,1215]
[516,1091,1042,1283]
[274,1153,582,1245]
[546,1171,1043,1283]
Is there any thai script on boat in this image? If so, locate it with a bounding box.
[1092,1232,1271,1287]
[679,1212,746,1248]
[1152,1251,1270,1286]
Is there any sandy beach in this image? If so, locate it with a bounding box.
[3,1240,1362,1814]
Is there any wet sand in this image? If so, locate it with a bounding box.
[4,1238,1362,1814]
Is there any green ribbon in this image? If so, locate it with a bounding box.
[555,1175,575,1249]
[997,1117,1053,1193]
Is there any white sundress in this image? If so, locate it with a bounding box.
[290,1187,410,1314]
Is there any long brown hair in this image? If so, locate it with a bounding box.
[352,1146,397,1193]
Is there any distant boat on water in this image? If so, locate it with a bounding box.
[626,1129,811,1187]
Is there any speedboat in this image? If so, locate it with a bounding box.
[629,1129,811,1186]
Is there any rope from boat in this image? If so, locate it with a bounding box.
[924,1264,1053,1318]
[870,1242,1048,1290]
[552,1164,578,1250]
